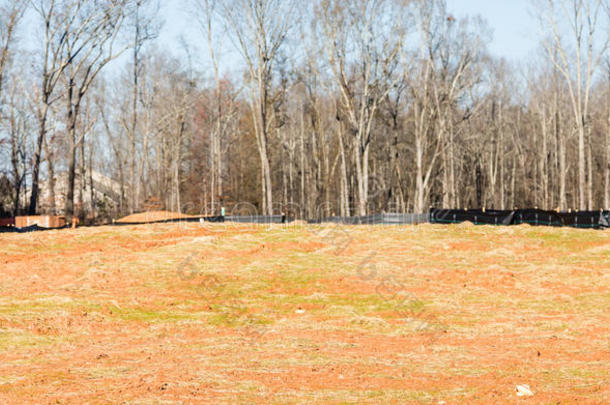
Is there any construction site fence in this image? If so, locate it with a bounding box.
[2,209,610,232]
[307,213,430,225]
[113,215,290,226]
[0,224,69,233]
[429,209,610,229]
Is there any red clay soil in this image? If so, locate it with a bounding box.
[0,223,608,403]
[116,210,196,223]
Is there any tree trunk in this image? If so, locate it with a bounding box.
[555,95,567,211]
[414,133,425,213]
[29,109,48,215]
[541,108,548,209]
[65,128,77,219]
[586,125,593,210]
[79,132,86,218]
[559,133,567,211]
[262,142,273,215]
[89,143,95,218]
[338,127,349,217]
[130,6,141,215]
[357,141,370,216]
[44,137,56,215]
[299,116,305,213]
[499,110,505,210]
[510,154,516,209]
[578,122,586,210]
[64,79,80,220]
[210,127,217,212]
[449,123,456,208]
[606,82,610,209]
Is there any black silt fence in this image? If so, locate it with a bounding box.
[308,213,429,225]
[224,215,292,224]
[0,224,69,233]
[114,215,291,226]
[3,211,609,232]
[430,209,610,229]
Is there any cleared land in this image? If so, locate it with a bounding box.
[115,210,198,223]
[0,222,608,403]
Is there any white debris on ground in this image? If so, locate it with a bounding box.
[515,384,534,396]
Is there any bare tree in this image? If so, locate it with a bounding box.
[605,59,610,208]
[0,0,24,99]
[60,0,131,219]
[536,0,610,210]
[28,0,72,214]
[193,0,238,214]
[407,0,487,212]
[318,0,408,215]
[218,0,297,215]
[96,79,126,214]
[3,75,29,215]
[6,0,610,222]
[125,0,160,214]
[0,1,26,215]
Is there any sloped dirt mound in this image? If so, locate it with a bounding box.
[116,210,196,224]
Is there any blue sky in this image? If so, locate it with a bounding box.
[156,0,539,71]
[445,0,538,61]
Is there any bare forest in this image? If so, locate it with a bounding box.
[1,0,609,222]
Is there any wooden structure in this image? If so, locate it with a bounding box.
[15,215,66,228]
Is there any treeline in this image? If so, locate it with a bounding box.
[0,0,609,221]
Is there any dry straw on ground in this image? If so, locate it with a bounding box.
[0,223,608,403]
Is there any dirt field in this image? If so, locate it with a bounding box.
[0,222,608,403]
[115,210,198,223]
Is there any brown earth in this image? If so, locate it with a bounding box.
[116,210,197,223]
[0,222,608,403]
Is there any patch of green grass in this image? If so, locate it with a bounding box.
[207,306,272,328]
[275,265,324,287]
[265,388,467,403]
[0,329,58,350]
[76,231,117,242]
[20,241,70,253]
[518,293,609,314]
[260,229,303,243]
[269,291,432,319]
[110,306,203,323]
[540,366,610,385]
[77,366,132,379]
[333,293,425,315]
[525,228,605,247]
[182,273,272,306]
[0,297,102,317]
